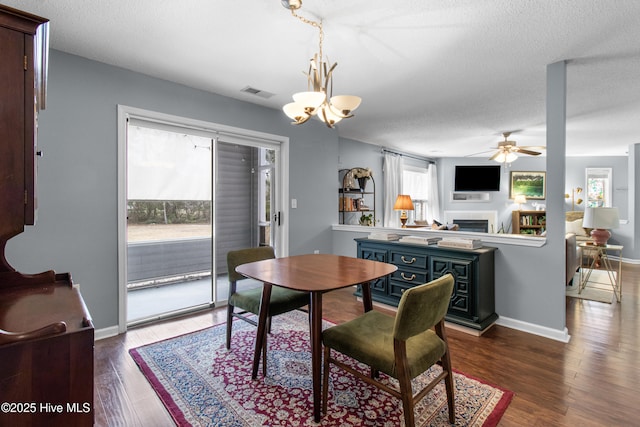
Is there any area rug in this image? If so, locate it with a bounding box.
[566,270,614,303]
[130,310,514,426]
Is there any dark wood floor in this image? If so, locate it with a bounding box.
[94,263,640,426]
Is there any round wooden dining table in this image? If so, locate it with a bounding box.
[236,253,397,422]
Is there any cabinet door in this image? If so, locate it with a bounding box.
[358,245,388,294]
[431,256,475,320]
[0,25,27,236]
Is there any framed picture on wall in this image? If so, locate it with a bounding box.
[510,171,546,200]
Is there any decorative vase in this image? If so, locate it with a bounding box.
[357,177,368,191]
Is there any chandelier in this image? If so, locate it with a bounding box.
[281,0,361,128]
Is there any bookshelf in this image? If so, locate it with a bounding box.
[338,168,376,226]
[512,210,546,235]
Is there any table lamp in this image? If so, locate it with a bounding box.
[393,194,414,228]
[514,194,527,210]
[582,207,619,246]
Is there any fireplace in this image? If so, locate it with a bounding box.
[444,210,498,234]
[453,219,489,233]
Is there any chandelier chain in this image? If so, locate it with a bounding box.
[290,8,324,60]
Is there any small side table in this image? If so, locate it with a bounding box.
[578,243,623,302]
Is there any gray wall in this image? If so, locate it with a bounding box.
[337,138,385,225]
[5,51,637,334]
[5,50,338,329]
[335,61,637,337]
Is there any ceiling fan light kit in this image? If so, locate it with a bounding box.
[490,132,544,164]
[280,0,361,128]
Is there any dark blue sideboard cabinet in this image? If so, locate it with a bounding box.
[355,238,498,331]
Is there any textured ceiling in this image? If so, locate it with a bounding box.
[7,0,640,158]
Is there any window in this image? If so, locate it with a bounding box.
[402,165,429,222]
[585,168,612,207]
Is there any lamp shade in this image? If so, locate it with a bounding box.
[583,207,619,245]
[514,195,527,205]
[582,207,619,229]
[393,195,414,211]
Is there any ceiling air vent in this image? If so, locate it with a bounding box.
[241,86,275,99]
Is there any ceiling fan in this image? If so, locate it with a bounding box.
[489,132,544,163]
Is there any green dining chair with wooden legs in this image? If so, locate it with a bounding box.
[226,246,309,376]
[322,274,456,426]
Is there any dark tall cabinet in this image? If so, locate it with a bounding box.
[0,6,94,426]
[355,238,498,331]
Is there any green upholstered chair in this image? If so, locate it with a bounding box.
[322,274,455,426]
[226,246,309,375]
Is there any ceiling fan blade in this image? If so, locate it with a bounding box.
[489,151,502,160]
[516,149,541,156]
[465,149,495,157]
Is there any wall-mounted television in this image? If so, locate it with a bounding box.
[454,165,501,191]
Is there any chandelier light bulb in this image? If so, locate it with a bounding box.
[317,104,343,126]
[330,95,362,116]
[292,91,326,113]
[283,102,309,123]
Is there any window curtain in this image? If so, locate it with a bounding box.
[383,153,403,227]
[426,163,441,223]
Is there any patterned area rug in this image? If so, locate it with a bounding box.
[130,311,514,426]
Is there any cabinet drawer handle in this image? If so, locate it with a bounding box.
[401,256,416,264]
[401,272,416,281]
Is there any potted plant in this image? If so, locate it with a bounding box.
[359,213,373,226]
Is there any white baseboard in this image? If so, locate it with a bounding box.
[94,325,119,341]
[496,315,571,343]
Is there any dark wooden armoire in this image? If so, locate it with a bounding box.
[0,5,94,426]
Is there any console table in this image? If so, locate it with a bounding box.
[355,238,498,331]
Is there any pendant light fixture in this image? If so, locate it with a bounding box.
[281,0,361,128]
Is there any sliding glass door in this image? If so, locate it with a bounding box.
[117,106,287,329]
[126,123,213,324]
